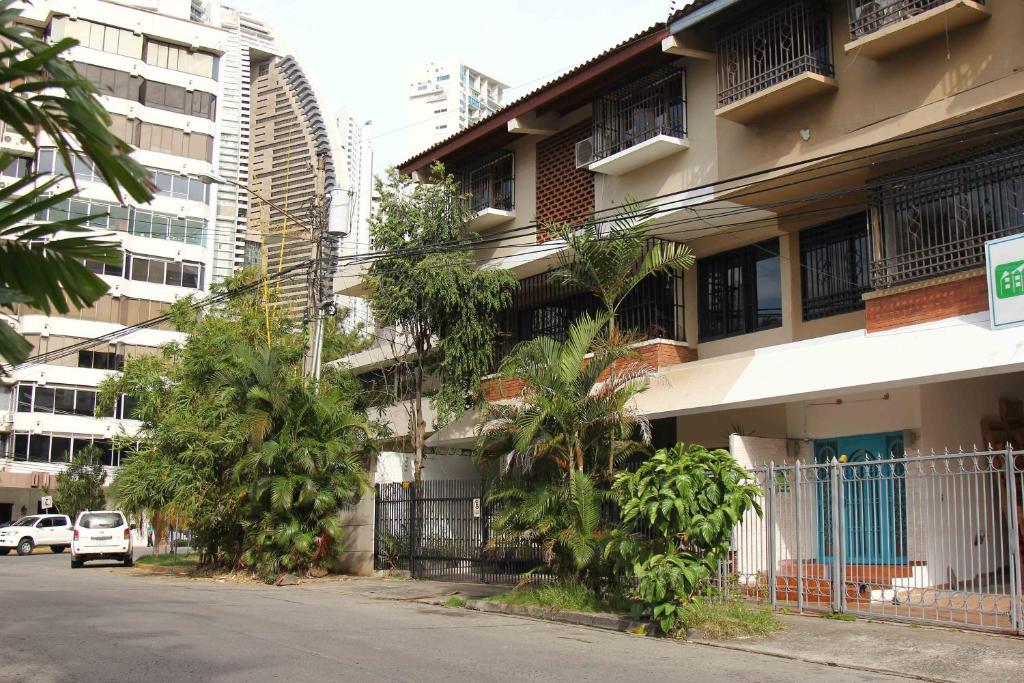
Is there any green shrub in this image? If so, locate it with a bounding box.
[491,580,624,613]
[676,599,779,639]
[444,596,467,608]
[609,443,762,633]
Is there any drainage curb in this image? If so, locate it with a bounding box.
[462,599,655,635]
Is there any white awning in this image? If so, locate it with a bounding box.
[636,312,1024,418]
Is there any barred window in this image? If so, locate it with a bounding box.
[698,239,782,342]
[799,214,871,321]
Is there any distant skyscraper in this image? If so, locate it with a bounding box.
[406,61,507,158]
[335,108,374,331]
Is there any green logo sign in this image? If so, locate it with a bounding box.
[995,259,1024,299]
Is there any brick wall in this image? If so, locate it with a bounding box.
[535,120,594,237]
[480,341,696,400]
[865,274,988,332]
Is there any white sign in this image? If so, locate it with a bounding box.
[472,498,481,518]
[985,233,1024,329]
[40,495,53,510]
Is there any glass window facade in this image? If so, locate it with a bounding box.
[698,239,783,342]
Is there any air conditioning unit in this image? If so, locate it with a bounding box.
[575,137,595,170]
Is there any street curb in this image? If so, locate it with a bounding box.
[132,564,192,576]
[459,599,954,683]
[462,599,655,635]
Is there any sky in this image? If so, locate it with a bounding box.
[227,0,672,173]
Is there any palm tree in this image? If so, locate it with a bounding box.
[232,346,372,579]
[552,198,694,342]
[476,313,652,477]
[487,470,608,583]
[0,1,154,366]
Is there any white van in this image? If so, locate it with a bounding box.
[71,511,133,568]
[0,514,73,555]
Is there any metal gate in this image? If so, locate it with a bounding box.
[721,447,1024,635]
[373,479,548,583]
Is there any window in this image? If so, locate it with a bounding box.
[433,108,447,114]
[73,61,141,101]
[143,39,217,79]
[150,170,209,202]
[140,81,216,119]
[257,62,269,76]
[437,75,450,81]
[435,124,448,130]
[698,239,782,342]
[799,214,871,321]
[127,255,204,289]
[134,121,214,161]
[57,17,143,58]
[243,240,262,267]
[12,433,124,466]
[1,155,31,178]
[83,257,124,278]
[12,383,116,417]
[78,350,124,371]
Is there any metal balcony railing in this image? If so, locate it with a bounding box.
[869,138,1024,289]
[848,0,984,40]
[457,152,514,214]
[716,0,834,108]
[592,67,687,162]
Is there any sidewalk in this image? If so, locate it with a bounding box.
[695,614,1024,683]
[319,576,1024,683]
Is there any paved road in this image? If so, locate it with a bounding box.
[0,553,908,682]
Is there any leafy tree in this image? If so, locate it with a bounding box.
[104,270,372,576]
[0,1,153,365]
[608,443,762,633]
[48,445,107,522]
[552,199,693,342]
[366,163,516,481]
[476,313,652,478]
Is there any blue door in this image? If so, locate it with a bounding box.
[815,432,906,565]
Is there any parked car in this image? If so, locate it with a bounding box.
[0,514,73,555]
[71,510,133,568]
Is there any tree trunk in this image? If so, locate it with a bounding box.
[413,341,426,483]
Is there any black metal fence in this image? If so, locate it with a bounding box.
[869,138,1024,289]
[592,66,687,162]
[848,0,979,40]
[716,0,834,108]
[374,479,549,583]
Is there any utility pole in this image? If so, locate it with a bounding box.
[304,153,329,383]
[303,153,350,384]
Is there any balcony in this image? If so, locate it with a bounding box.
[869,139,1024,289]
[715,0,836,124]
[845,0,989,59]
[587,67,688,176]
[457,152,515,230]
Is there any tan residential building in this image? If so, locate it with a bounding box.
[344,0,1024,632]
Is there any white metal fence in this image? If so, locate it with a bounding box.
[719,447,1024,634]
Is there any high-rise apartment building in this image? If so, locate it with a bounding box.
[335,107,374,331]
[406,61,506,158]
[0,0,349,522]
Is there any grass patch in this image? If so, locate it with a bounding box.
[490,580,626,613]
[444,596,467,608]
[821,611,857,621]
[676,599,780,640]
[136,553,199,568]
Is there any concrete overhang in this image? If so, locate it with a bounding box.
[469,207,516,230]
[716,72,837,125]
[635,312,1024,420]
[507,112,559,135]
[844,0,989,60]
[661,35,714,60]
[588,135,689,176]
